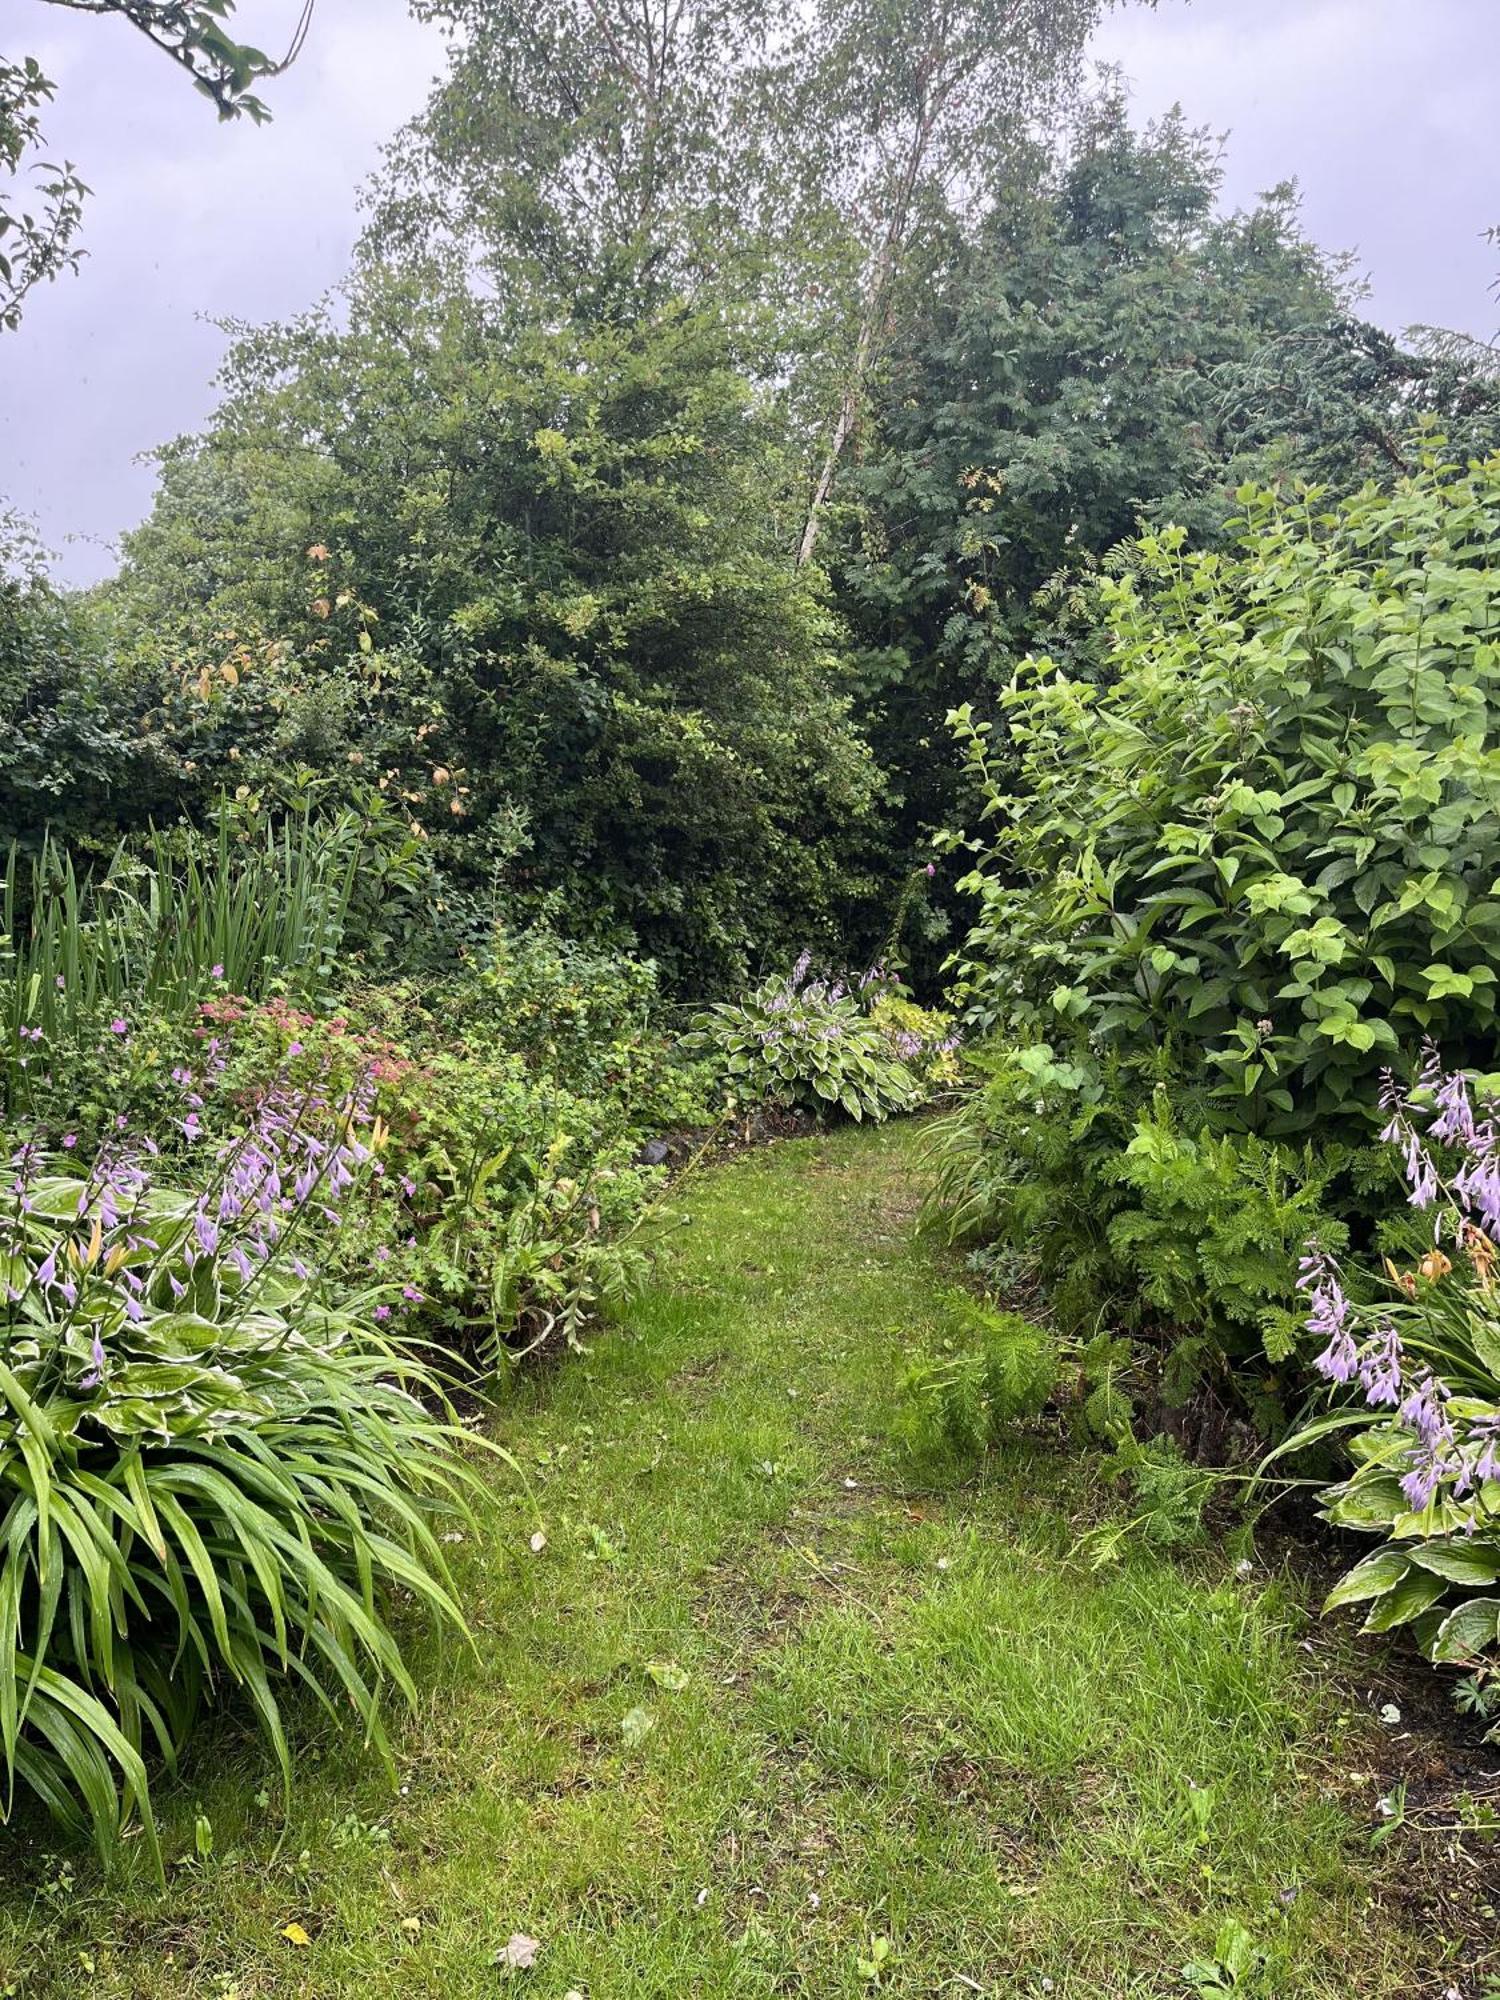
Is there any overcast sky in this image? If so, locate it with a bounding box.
[2,0,1497,588]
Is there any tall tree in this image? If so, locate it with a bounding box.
[368,0,789,313]
[103,270,883,986]
[784,0,1126,565]
[371,0,1142,564]
[835,95,1359,951]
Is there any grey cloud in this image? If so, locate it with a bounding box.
[3,0,1497,589]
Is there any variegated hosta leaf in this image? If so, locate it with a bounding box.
[1426,1597,1500,1664]
[1407,1539,1500,1588]
[1323,1546,1412,1611]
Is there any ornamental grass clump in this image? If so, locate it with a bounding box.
[1,813,370,1117]
[0,1068,487,1869]
[1278,1056,1500,1684]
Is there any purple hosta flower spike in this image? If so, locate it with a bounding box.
[1358,1321,1403,1407]
[1299,1248,1358,1384]
[1471,1417,1500,1487]
[1399,1447,1445,1513]
[1398,1371,1452,1451]
[79,1332,107,1391]
[1429,1068,1477,1149]
[1455,1139,1500,1238]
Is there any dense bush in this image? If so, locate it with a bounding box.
[104,291,883,992]
[931,448,1500,1383]
[922,1033,1354,1408]
[0,1077,483,1864]
[948,448,1500,1138]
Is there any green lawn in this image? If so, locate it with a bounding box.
[0,1123,1469,1995]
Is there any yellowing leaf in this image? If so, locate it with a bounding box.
[281,1921,312,1948]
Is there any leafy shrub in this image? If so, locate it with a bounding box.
[929,449,1500,1388]
[189,973,676,1366]
[945,447,1500,1144]
[446,924,716,1132]
[690,956,921,1122]
[922,1039,1350,1392]
[1274,1060,1500,1678]
[894,1293,1059,1464]
[0,1078,485,1863]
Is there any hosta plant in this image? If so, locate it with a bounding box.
[0,1073,486,1867]
[1278,1057,1500,1685]
[689,956,921,1123]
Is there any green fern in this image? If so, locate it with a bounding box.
[894,1293,1059,1464]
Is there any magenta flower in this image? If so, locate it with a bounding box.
[109,1018,129,1036]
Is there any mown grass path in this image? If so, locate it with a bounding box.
[0,1124,1444,1995]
